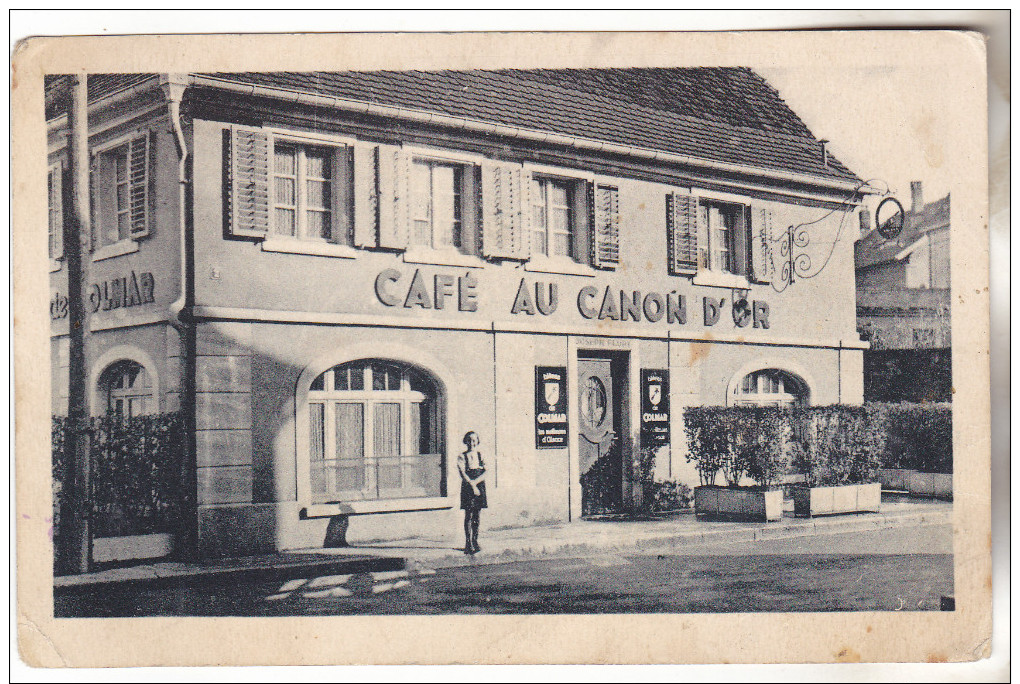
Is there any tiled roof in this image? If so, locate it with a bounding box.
[46,69,862,185]
[856,194,951,270]
[44,73,157,119]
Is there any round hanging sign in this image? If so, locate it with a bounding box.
[875,197,906,240]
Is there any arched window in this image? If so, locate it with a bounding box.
[98,360,154,417]
[308,360,443,504]
[733,369,807,407]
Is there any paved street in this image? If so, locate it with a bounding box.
[56,523,952,617]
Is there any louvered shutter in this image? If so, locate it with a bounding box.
[352,142,378,248]
[377,145,411,250]
[749,205,775,284]
[591,183,620,270]
[127,133,151,238]
[481,161,527,260]
[225,125,270,237]
[48,166,64,259]
[667,191,699,275]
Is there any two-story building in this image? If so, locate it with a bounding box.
[856,181,951,402]
[47,69,869,558]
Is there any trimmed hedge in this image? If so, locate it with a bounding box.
[684,403,951,488]
[876,402,953,473]
[52,413,187,542]
[683,407,790,488]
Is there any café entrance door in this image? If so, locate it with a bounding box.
[578,354,625,516]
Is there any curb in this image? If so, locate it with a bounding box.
[418,508,952,568]
[53,554,405,596]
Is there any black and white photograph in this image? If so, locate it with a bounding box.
[13,26,994,668]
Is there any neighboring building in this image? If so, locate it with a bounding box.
[47,69,868,559]
[856,182,951,402]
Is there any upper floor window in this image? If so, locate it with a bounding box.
[48,165,63,260]
[531,176,576,260]
[273,143,337,242]
[97,145,131,247]
[668,191,771,284]
[699,200,749,276]
[411,160,466,252]
[93,134,151,253]
[99,360,154,418]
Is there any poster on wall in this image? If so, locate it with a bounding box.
[535,366,568,448]
[640,368,670,447]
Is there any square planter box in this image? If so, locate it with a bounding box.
[792,482,881,517]
[907,472,953,500]
[694,486,783,522]
[878,468,917,491]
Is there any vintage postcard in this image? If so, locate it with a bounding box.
[13,30,991,666]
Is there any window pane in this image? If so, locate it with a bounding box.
[373,403,401,457]
[306,209,331,240]
[310,374,325,391]
[550,182,569,207]
[115,152,128,182]
[275,177,295,206]
[432,166,457,248]
[533,203,547,232]
[117,212,131,240]
[553,232,571,258]
[275,146,296,174]
[309,403,325,460]
[116,182,130,211]
[408,402,421,456]
[412,220,431,247]
[335,404,364,460]
[275,208,295,236]
[306,179,329,209]
[305,149,330,179]
[349,364,365,391]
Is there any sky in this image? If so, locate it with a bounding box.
[760,64,955,210]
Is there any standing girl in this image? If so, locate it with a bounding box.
[457,431,487,554]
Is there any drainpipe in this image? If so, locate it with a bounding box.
[161,74,199,560]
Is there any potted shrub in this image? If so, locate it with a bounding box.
[791,406,883,517]
[892,403,953,500]
[637,446,693,515]
[685,407,787,522]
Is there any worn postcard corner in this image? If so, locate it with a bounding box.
[13,29,990,668]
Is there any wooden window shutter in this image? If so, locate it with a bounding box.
[352,142,378,248]
[749,205,775,284]
[225,125,270,237]
[127,132,151,238]
[48,166,64,259]
[377,145,411,250]
[591,183,620,270]
[481,161,528,260]
[667,191,699,275]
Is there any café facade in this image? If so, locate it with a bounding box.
[47,69,869,557]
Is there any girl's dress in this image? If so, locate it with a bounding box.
[459,451,487,510]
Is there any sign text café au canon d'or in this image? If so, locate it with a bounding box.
[374,268,772,329]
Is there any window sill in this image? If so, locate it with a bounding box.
[302,496,453,518]
[92,240,140,262]
[402,248,485,268]
[49,259,63,273]
[525,256,596,277]
[261,239,358,259]
[693,271,751,290]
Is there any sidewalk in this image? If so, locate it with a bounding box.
[54,495,951,593]
[314,495,951,571]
